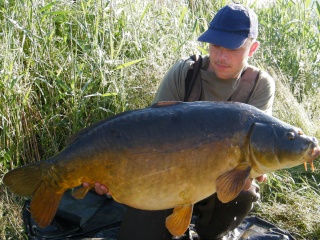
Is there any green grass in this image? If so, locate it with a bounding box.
[0,184,26,239]
[256,169,320,239]
[0,0,319,239]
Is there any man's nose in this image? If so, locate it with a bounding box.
[216,47,227,60]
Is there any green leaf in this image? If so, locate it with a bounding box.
[84,92,118,98]
[43,10,81,16]
[115,58,146,70]
[39,2,55,13]
[314,0,320,17]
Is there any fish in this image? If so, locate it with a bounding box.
[3,101,320,237]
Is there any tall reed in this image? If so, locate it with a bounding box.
[0,0,319,238]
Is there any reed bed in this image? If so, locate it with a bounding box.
[0,0,319,238]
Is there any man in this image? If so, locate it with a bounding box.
[90,3,275,239]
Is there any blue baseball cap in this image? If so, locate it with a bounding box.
[198,3,258,50]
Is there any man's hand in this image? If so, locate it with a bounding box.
[82,182,112,196]
[85,174,267,197]
[243,174,267,191]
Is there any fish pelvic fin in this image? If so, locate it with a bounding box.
[72,184,93,199]
[165,204,193,237]
[3,162,44,196]
[216,163,251,203]
[30,182,63,228]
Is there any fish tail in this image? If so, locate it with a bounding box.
[30,182,63,228]
[3,162,45,196]
[3,161,63,227]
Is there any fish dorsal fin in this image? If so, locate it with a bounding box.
[66,110,136,146]
[165,204,193,237]
[151,101,182,108]
[216,163,251,203]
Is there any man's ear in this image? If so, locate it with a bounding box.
[248,41,260,57]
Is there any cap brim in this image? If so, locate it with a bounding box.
[198,29,247,50]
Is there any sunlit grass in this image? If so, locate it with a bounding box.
[256,170,320,239]
[0,180,27,239]
[0,0,319,239]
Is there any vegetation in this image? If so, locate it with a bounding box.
[0,0,319,239]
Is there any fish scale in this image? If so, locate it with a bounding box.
[3,101,320,237]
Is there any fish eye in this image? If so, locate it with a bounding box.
[286,132,295,140]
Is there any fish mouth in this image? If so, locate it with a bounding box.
[304,145,320,172]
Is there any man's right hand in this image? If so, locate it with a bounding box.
[82,182,112,196]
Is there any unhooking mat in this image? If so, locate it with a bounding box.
[23,190,296,240]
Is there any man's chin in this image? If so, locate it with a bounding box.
[217,70,245,80]
[214,72,233,80]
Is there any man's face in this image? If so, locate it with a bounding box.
[208,39,259,79]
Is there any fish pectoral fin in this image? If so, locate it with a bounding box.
[165,204,193,237]
[30,182,63,228]
[72,184,93,199]
[216,163,251,203]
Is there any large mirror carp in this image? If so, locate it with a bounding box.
[3,101,320,236]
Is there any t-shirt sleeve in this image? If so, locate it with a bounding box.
[248,71,275,115]
[152,59,193,104]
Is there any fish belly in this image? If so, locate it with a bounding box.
[105,142,235,210]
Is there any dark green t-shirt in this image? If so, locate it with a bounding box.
[152,55,275,115]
